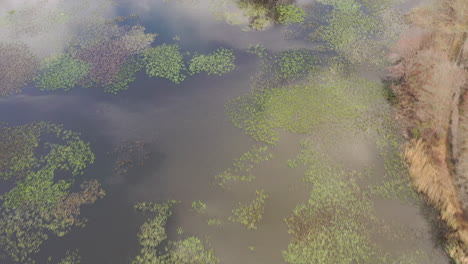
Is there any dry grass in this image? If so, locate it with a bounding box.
[393,2,468,261]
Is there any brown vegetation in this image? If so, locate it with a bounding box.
[390,0,468,262]
[0,42,39,96]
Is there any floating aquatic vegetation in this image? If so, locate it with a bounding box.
[35,55,90,91]
[229,189,268,230]
[143,44,187,84]
[191,200,207,214]
[0,122,104,264]
[315,0,403,66]
[188,48,235,75]
[177,227,184,235]
[0,123,42,180]
[133,200,179,264]
[247,44,267,58]
[283,141,380,263]
[0,42,39,96]
[47,250,81,264]
[226,69,383,144]
[207,218,222,226]
[164,237,219,264]
[77,25,155,89]
[249,49,320,90]
[133,200,219,264]
[214,145,272,186]
[103,56,144,94]
[277,4,306,25]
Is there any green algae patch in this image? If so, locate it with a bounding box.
[143,44,186,83]
[277,4,306,25]
[36,55,90,91]
[188,48,235,75]
[0,122,104,264]
[226,70,383,144]
[214,145,272,187]
[229,189,268,230]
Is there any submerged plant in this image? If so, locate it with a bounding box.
[143,44,186,83]
[229,189,268,229]
[188,48,235,75]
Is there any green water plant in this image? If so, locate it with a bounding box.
[214,145,272,186]
[103,57,144,94]
[47,250,81,264]
[35,55,90,91]
[277,4,306,25]
[191,200,207,214]
[226,69,383,144]
[247,44,267,58]
[133,200,179,264]
[0,122,104,264]
[143,44,186,83]
[229,189,268,229]
[188,48,235,75]
[207,218,222,226]
[164,236,219,264]
[133,200,220,264]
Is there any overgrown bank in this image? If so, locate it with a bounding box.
[388,0,468,262]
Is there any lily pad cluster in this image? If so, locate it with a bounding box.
[0,42,39,96]
[35,55,90,91]
[188,48,235,75]
[142,44,187,83]
[133,201,219,264]
[0,122,105,264]
[229,189,268,229]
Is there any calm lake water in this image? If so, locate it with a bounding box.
[0,0,450,263]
